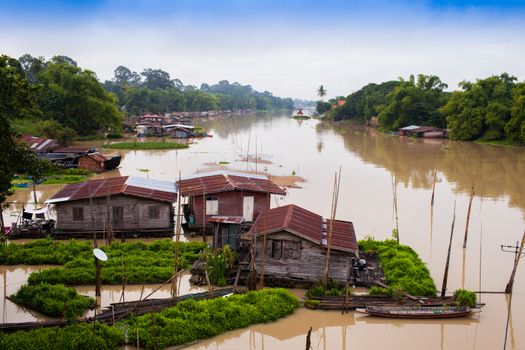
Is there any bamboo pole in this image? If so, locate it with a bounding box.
[202,188,206,242]
[505,230,525,294]
[391,172,399,243]
[323,168,341,286]
[430,170,437,239]
[172,171,182,300]
[441,201,456,297]
[462,184,475,249]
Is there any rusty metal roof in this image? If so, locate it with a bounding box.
[208,216,245,224]
[17,135,60,153]
[46,176,177,204]
[249,204,358,253]
[178,171,286,196]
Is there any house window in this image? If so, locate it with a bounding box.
[148,206,160,219]
[205,196,218,215]
[267,240,301,260]
[72,207,84,221]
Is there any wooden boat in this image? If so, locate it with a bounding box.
[355,305,480,319]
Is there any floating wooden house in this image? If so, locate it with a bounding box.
[398,125,445,138]
[177,171,286,234]
[163,124,196,139]
[46,176,177,237]
[248,204,358,285]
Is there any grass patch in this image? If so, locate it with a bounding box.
[454,289,477,308]
[104,141,188,150]
[359,238,437,297]
[126,288,299,349]
[10,283,95,319]
[218,161,230,165]
[43,175,88,185]
[11,169,93,191]
[3,239,207,285]
[305,279,350,299]
[0,322,124,350]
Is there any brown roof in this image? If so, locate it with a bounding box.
[17,134,60,153]
[47,176,177,204]
[177,171,286,196]
[248,204,358,252]
[208,216,245,224]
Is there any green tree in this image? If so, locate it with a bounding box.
[445,74,516,141]
[504,82,525,143]
[317,85,328,113]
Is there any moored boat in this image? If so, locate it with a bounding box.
[356,305,481,319]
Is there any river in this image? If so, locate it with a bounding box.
[2,112,525,349]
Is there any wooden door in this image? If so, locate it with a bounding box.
[243,196,254,222]
[112,206,124,229]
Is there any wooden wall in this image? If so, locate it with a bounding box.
[189,190,268,226]
[55,194,174,233]
[254,231,355,283]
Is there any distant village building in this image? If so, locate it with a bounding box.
[177,171,286,234]
[249,204,358,285]
[163,124,196,139]
[398,125,445,138]
[47,176,177,237]
[17,134,60,153]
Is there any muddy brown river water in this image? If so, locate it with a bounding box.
[2,112,525,349]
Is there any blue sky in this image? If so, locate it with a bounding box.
[1,0,524,99]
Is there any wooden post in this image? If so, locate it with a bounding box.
[258,187,271,289]
[172,171,182,299]
[305,327,312,350]
[430,170,437,239]
[505,230,525,294]
[323,169,341,286]
[441,201,456,297]
[32,181,38,210]
[202,188,206,243]
[95,257,101,297]
[462,184,475,249]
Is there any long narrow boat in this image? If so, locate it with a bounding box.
[356,305,480,319]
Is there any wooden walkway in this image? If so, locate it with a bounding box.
[0,288,234,333]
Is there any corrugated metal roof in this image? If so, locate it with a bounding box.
[208,216,245,224]
[17,135,60,153]
[249,204,358,253]
[46,176,177,204]
[178,171,286,196]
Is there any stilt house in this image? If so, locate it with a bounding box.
[177,171,286,240]
[46,176,177,237]
[248,204,358,285]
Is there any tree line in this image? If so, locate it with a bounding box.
[103,66,294,115]
[322,73,525,144]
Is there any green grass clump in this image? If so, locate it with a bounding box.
[126,288,299,349]
[0,322,124,350]
[11,283,94,319]
[13,240,207,286]
[454,289,476,308]
[359,237,437,297]
[105,141,188,150]
[305,279,348,299]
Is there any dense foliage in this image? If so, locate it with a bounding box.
[305,279,349,299]
[104,141,189,150]
[329,81,400,122]
[444,73,524,142]
[11,283,95,319]
[126,288,299,349]
[0,322,124,350]
[359,238,437,296]
[201,245,236,286]
[104,66,294,114]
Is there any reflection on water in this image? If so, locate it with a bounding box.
[2,113,525,349]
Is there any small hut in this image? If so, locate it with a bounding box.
[46,176,177,238]
[248,204,358,285]
[177,171,286,234]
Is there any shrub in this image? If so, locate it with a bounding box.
[126,289,299,349]
[304,299,320,309]
[454,289,476,308]
[0,322,124,350]
[11,283,94,319]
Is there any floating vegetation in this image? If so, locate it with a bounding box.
[360,238,437,296]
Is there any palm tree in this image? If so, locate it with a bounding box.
[317,85,328,114]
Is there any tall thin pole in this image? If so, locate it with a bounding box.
[258,182,271,289]
[202,188,206,243]
[392,172,399,243]
[441,200,456,297]
[172,171,182,299]
[430,170,437,239]
[463,184,475,248]
[505,230,525,294]
[323,168,341,286]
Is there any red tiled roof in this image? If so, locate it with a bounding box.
[47,176,177,203]
[249,204,358,252]
[178,171,286,196]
